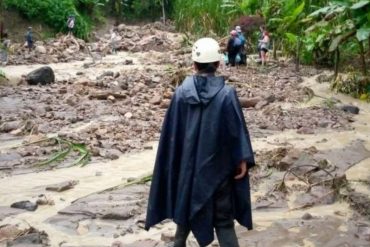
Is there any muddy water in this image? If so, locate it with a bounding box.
[1,50,169,84]
[0,144,157,246]
[1,60,370,246]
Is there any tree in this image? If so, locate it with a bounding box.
[306,0,370,77]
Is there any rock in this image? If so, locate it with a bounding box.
[124,112,133,119]
[65,95,78,106]
[0,120,22,132]
[46,180,79,192]
[297,127,315,135]
[112,240,124,247]
[124,59,133,65]
[26,66,55,85]
[144,144,153,150]
[264,94,276,103]
[119,81,129,90]
[75,77,92,86]
[278,149,301,170]
[35,45,47,54]
[255,100,269,110]
[10,200,38,211]
[150,95,162,105]
[99,71,114,79]
[151,76,161,83]
[239,96,263,108]
[161,232,175,242]
[160,99,170,109]
[96,171,103,176]
[58,87,67,94]
[108,95,116,102]
[338,104,360,114]
[100,149,122,160]
[117,24,126,31]
[101,210,134,220]
[36,195,55,206]
[125,239,160,247]
[301,212,313,220]
[113,233,120,238]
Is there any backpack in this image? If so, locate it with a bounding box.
[233,37,241,47]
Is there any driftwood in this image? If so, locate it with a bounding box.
[88,91,128,100]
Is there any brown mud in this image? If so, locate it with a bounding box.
[1,23,370,247]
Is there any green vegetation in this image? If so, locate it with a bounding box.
[26,137,91,168]
[171,0,370,99]
[3,0,107,39]
[0,69,5,78]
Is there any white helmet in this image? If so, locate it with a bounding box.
[235,26,242,32]
[192,38,221,63]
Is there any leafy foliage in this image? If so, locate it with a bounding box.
[4,0,107,39]
[34,137,91,168]
[331,73,370,98]
[0,69,6,78]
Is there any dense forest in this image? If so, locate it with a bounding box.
[0,0,369,97]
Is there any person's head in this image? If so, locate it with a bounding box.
[263,31,269,37]
[235,26,242,33]
[28,27,32,31]
[192,37,221,74]
[230,30,238,37]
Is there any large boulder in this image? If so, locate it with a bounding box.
[35,45,47,54]
[26,66,55,85]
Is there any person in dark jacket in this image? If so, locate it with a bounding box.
[145,37,255,247]
[235,26,247,65]
[25,27,33,53]
[227,30,242,67]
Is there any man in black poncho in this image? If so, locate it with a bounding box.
[145,37,255,247]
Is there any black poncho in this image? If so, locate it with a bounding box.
[145,75,255,246]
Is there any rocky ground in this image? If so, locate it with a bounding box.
[0,23,370,247]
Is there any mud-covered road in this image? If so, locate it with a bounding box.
[0,23,369,247]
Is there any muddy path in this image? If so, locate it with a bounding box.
[1,24,370,247]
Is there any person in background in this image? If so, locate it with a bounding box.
[259,30,270,66]
[0,31,10,65]
[110,28,121,54]
[235,26,246,65]
[25,27,33,53]
[145,37,255,247]
[67,15,75,36]
[257,25,266,59]
[227,30,241,67]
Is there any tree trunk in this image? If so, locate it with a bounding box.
[296,36,301,72]
[162,0,166,24]
[334,48,340,79]
[273,40,277,60]
[0,0,4,42]
[358,41,367,76]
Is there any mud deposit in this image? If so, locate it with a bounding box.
[1,23,370,247]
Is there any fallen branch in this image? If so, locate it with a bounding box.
[88,92,127,100]
[71,173,153,204]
